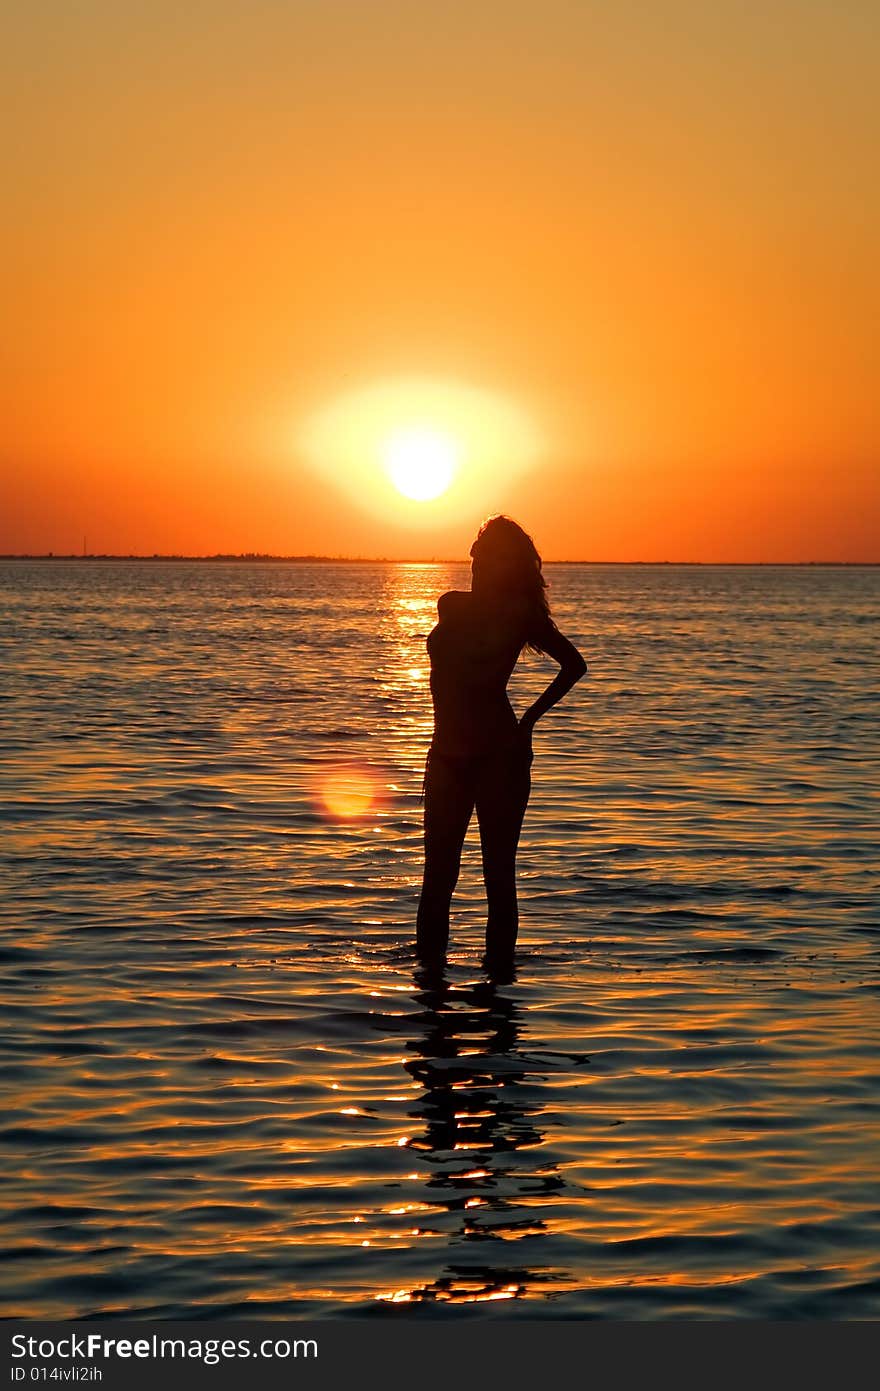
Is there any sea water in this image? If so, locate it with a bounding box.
[1,560,878,1317]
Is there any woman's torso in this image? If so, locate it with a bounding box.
[426,590,529,757]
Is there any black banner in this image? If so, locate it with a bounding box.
[4,1321,875,1390]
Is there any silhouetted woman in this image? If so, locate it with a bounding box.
[416,515,587,973]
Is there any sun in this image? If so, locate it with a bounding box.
[298,376,542,527]
[381,428,459,501]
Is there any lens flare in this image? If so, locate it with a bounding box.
[317,766,378,819]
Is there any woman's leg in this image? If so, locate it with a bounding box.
[416,753,475,963]
[475,747,531,967]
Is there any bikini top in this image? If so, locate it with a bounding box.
[426,591,535,691]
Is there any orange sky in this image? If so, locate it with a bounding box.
[2,1,878,560]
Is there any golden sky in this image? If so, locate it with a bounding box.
[2,1,878,559]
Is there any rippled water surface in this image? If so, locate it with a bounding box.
[2,560,879,1319]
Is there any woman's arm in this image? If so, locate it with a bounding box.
[519,623,587,732]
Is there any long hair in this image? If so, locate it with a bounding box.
[469,515,551,651]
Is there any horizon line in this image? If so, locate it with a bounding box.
[2,553,878,567]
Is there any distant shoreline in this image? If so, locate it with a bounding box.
[1,554,877,567]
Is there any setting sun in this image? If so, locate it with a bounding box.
[382,429,459,501]
[300,376,541,532]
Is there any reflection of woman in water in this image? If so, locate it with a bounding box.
[417,515,587,973]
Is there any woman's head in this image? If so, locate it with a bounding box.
[469,515,550,629]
